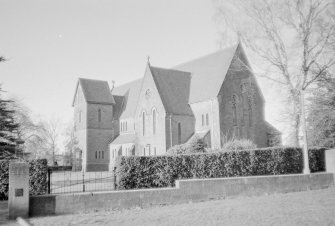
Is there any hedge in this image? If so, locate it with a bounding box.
[0,159,48,200]
[115,147,326,190]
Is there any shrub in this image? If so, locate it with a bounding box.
[221,139,257,152]
[167,136,207,155]
[29,159,48,196]
[0,160,9,200]
[0,159,48,200]
[115,147,325,190]
[167,144,188,155]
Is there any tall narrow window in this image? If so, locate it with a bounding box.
[98,109,101,122]
[95,151,97,159]
[232,95,238,126]
[143,148,146,156]
[125,122,127,131]
[153,109,156,135]
[178,123,181,144]
[248,96,253,127]
[142,112,146,136]
[202,114,204,126]
[206,114,209,126]
[79,111,82,123]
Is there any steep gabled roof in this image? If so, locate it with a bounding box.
[112,78,142,119]
[149,66,193,116]
[72,78,115,106]
[110,133,136,145]
[265,121,282,135]
[173,44,238,104]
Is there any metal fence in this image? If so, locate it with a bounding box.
[48,170,116,194]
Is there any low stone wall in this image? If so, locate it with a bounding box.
[326,149,335,174]
[29,173,334,216]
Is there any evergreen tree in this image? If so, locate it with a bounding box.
[0,86,19,159]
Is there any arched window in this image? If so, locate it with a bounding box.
[95,151,97,159]
[152,109,156,135]
[178,123,181,144]
[142,112,146,136]
[248,96,253,127]
[232,95,238,126]
[206,114,209,126]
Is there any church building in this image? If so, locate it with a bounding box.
[72,43,281,172]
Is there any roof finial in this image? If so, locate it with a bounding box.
[147,55,150,66]
[111,80,115,92]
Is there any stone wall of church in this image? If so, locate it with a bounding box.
[165,114,195,150]
[74,85,87,170]
[85,103,114,171]
[218,54,268,148]
[135,66,167,156]
[190,99,221,149]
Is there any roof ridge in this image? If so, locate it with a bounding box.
[150,65,191,75]
[78,77,107,83]
[172,43,239,69]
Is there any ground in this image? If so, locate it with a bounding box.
[1,187,334,226]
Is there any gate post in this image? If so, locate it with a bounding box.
[47,169,51,194]
[8,161,29,219]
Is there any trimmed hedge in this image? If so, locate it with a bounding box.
[0,159,48,200]
[115,147,326,190]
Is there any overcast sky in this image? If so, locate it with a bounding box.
[0,0,286,149]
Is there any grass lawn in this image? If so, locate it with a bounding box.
[6,187,335,226]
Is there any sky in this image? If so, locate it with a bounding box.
[0,0,286,151]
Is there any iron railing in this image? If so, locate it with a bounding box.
[47,170,116,194]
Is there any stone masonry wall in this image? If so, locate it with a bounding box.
[218,50,268,147]
[30,173,334,216]
[85,103,114,171]
[135,66,167,156]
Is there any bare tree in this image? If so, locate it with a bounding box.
[215,0,335,173]
[63,119,80,166]
[41,119,61,165]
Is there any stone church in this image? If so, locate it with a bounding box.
[72,43,281,172]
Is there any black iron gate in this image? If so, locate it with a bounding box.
[47,169,116,194]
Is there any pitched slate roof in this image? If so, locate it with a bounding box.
[265,121,282,134]
[72,78,115,106]
[173,44,239,104]
[112,95,124,119]
[150,66,193,116]
[187,130,210,143]
[110,134,136,145]
[112,78,142,119]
